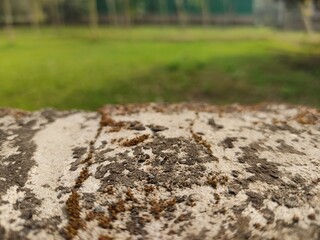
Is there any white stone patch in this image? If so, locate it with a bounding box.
[24,113,99,221]
[0,141,20,158]
[0,116,19,130]
[0,186,25,232]
[7,134,17,141]
[81,176,101,194]
[27,230,59,240]
[113,110,195,139]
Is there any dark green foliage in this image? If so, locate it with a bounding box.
[60,0,88,23]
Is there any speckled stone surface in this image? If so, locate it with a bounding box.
[0,104,319,240]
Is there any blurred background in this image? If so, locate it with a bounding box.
[0,0,319,110]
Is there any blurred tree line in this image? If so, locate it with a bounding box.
[0,0,319,40]
[278,0,320,33]
[0,0,89,26]
[0,0,255,27]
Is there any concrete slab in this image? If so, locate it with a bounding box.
[0,104,319,240]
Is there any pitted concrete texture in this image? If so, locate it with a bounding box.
[0,104,319,240]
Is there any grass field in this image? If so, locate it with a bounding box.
[0,27,319,110]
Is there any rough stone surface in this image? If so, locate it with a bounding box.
[0,104,319,240]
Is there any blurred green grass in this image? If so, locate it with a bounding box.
[0,27,319,110]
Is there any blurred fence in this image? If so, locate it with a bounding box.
[0,0,319,30]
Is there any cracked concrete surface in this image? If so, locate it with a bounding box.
[0,104,319,240]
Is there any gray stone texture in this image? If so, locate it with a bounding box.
[0,104,319,240]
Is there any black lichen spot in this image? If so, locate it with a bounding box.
[221,137,237,149]
[184,228,209,240]
[291,174,306,185]
[174,212,193,223]
[232,204,247,217]
[276,140,306,155]
[208,118,223,130]
[72,147,87,160]
[0,225,6,240]
[229,216,252,240]
[264,123,301,135]
[308,213,316,220]
[82,193,96,210]
[238,145,282,186]
[0,129,7,146]
[228,184,241,195]
[13,189,42,221]
[70,147,88,171]
[126,210,148,236]
[245,191,264,209]
[292,215,300,223]
[260,208,275,224]
[0,125,38,197]
[128,121,146,131]
[284,196,301,208]
[147,124,168,132]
